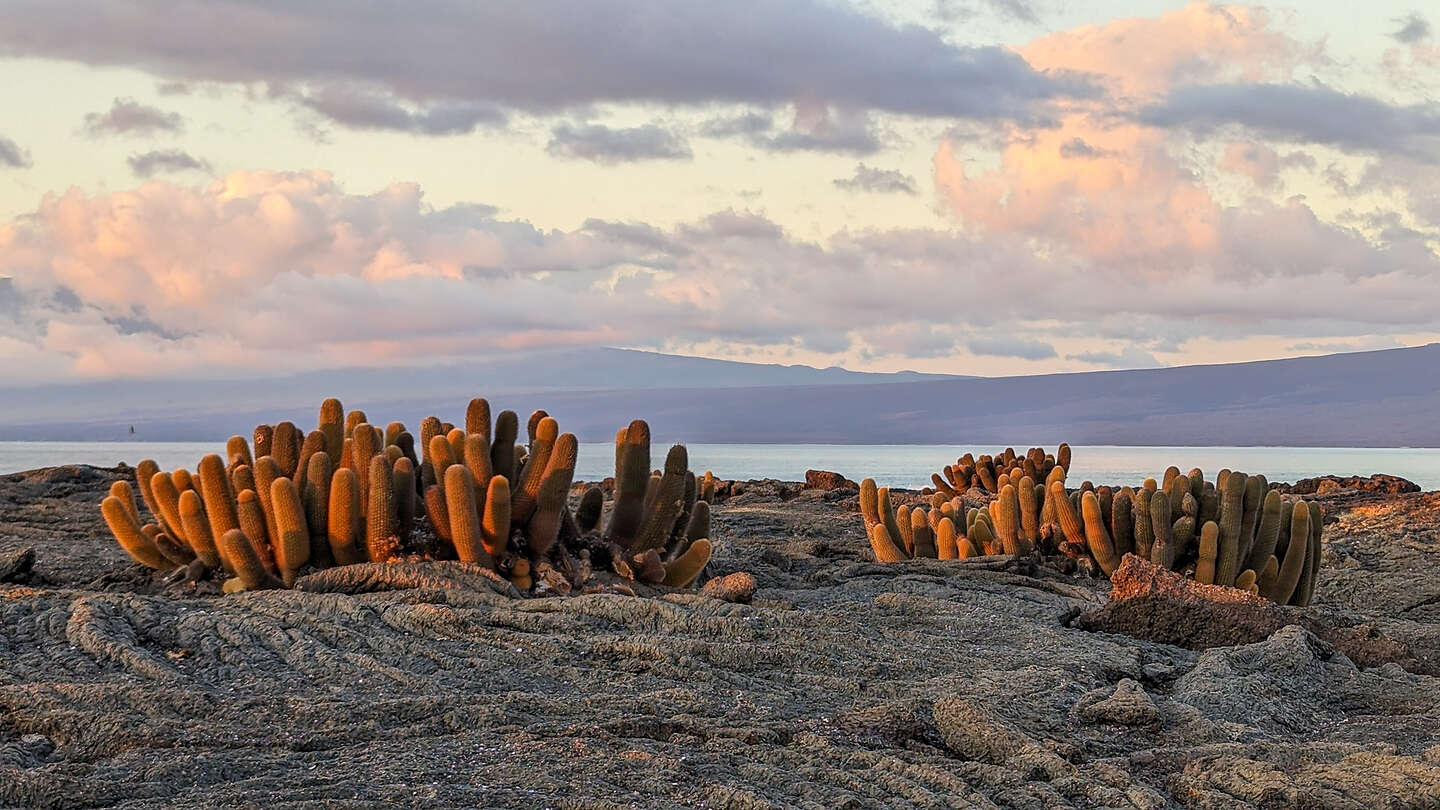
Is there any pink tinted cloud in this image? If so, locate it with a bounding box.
[932,2,1363,273]
[1,168,1436,383]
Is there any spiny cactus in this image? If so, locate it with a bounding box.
[931,445,1070,497]
[860,456,1326,607]
[101,398,722,597]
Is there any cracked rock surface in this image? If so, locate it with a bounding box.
[2,466,1439,808]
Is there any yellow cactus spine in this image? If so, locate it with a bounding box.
[428,433,458,478]
[393,457,416,538]
[270,476,310,585]
[304,451,333,568]
[134,459,167,532]
[1195,521,1219,585]
[366,455,397,564]
[218,529,283,591]
[1080,491,1120,576]
[577,486,605,533]
[1216,471,1246,586]
[482,475,511,559]
[465,398,492,442]
[253,424,273,460]
[462,433,492,506]
[147,472,189,548]
[319,397,344,459]
[343,409,366,438]
[327,467,365,566]
[513,416,559,523]
[662,538,711,587]
[352,423,379,507]
[525,433,577,560]
[197,453,239,544]
[226,435,253,471]
[272,421,300,478]
[445,464,489,566]
[102,495,169,569]
[607,420,651,547]
[936,516,959,559]
[1265,500,1310,604]
[234,489,277,575]
[178,490,222,572]
[112,482,142,524]
[1049,480,1085,548]
[490,410,519,481]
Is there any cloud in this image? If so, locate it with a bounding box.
[1215,142,1313,188]
[934,0,1039,25]
[1018,2,1313,99]
[1066,346,1162,368]
[1058,138,1113,159]
[935,2,1440,279]
[546,123,692,164]
[81,97,184,137]
[1,0,1078,120]
[702,104,884,154]
[127,149,211,177]
[968,335,1057,360]
[753,105,884,155]
[834,164,918,194]
[0,135,31,168]
[289,84,506,135]
[700,112,774,138]
[3,170,1436,383]
[1139,82,1440,159]
[1392,13,1431,44]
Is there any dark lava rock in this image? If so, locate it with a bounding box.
[1280,474,1421,495]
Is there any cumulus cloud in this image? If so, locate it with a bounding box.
[3,170,1435,382]
[1392,13,1431,44]
[1,0,1078,120]
[0,135,31,168]
[834,165,918,194]
[81,97,184,137]
[127,149,211,177]
[546,123,692,164]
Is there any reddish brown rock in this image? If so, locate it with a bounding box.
[804,469,858,491]
[1075,554,1437,675]
[700,571,757,603]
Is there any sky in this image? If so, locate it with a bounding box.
[0,0,1437,383]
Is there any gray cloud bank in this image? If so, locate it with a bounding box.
[1,0,1080,122]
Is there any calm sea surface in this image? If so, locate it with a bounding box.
[1,442,1437,491]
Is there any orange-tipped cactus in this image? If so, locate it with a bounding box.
[662,538,711,587]
[102,495,169,569]
[197,453,239,545]
[482,475,511,559]
[444,465,489,566]
[327,467,365,566]
[269,476,310,585]
[218,529,284,591]
[366,455,398,564]
[465,398,491,443]
[178,490,222,572]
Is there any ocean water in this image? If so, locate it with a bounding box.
[2,441,1438,491]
